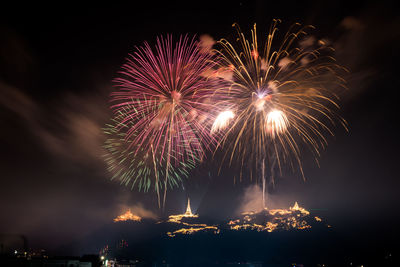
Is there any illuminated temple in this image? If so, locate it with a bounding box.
[184,198,195,217]
[167,198,198,224]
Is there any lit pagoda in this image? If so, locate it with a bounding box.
[184,198,194,217]
[167,198,198,223]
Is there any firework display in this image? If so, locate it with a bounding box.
[210,20,347,202]
[105,35,221,207]
[105,20,346,208]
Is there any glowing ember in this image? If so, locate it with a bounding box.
[266,109,289,138]
[113,210,142,222]
[211,110,235,133]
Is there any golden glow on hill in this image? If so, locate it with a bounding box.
[267,202,310,216]
[228,202,313,232]
[113,209,142,222]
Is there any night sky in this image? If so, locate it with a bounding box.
[1,0,399,256]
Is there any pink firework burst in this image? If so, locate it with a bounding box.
[110,35,221,207]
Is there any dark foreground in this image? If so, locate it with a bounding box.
[1,219,398,266]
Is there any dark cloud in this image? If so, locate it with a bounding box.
[0,82,108,166]
[333,12,400,100]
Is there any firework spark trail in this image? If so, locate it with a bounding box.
[211,20,348,206]
[103,105,198,208]
[106,35,223,208]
